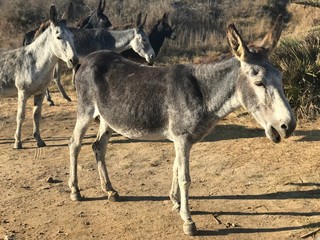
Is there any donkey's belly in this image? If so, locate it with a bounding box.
[0,87,18,98]
[111,125,169,141]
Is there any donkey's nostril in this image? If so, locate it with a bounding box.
[281,124,288,130]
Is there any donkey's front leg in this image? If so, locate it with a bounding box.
[72,67,76,89]
[33,93,46,148]
[45,89,55,106]
[54,62,71,102]
[14,90,28,149]
[173,136,197,235]
[92,118,119,201]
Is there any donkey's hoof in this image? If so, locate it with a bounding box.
[48,100,55,107]
[37,141,46,148]
[14,142,23,149]
[70,192,82,201]
[108,192,120,202]
[183,221,197,236]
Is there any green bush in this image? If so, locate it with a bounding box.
[272,31,320,119]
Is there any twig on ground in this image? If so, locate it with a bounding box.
[300,228,320,238]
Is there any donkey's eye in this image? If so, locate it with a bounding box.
[254,81,265,87]
[252,69,259,76]
[57,36,62,40]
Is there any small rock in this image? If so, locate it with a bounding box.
[46,177,54,183]
[4,234,15,240]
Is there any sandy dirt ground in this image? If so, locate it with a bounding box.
[1,90,320,240]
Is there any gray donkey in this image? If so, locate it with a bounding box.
[69,15,295,235]
[23,0,113,106]
[0,4,78,149]
[68,13,155,86]
[46,0,113,105]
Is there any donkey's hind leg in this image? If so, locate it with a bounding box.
[69,112,94,201]
[33,93,46,147]
[92,117,119,201]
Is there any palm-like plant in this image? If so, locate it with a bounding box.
[272,31,320,119]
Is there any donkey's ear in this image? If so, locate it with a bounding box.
[61,2,73,22]
[97,0,105,14]
[50,5,58,26]
[136,13,142,28]
[162,12,168,22]
[136,13,147,29]
[227,23,250,61]
[102,0,106,13]
[258,15,283,57]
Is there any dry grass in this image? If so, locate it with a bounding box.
[0,0,312,56]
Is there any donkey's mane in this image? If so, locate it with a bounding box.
[77,16,90,28]
[248,43,270,59]
[33,19,67,40]
[34,20,51,40]
[150,20,162,32]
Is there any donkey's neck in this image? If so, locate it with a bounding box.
[25,27,58,72]
[148,28,166,56]
[193,57,241,119]
[109,29,136,52]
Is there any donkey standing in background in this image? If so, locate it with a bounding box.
[121,12,176,64]
[77,0,112,29]
[0,4,78,149]
[23,0,113,106]
[46,0,113,105]
[32,13,155,95]
[69,15,295,235]
[68,13,155,86]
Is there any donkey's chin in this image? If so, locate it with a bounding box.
[66,62,74,69]
[265,126,281,143]
[145,56,155,65]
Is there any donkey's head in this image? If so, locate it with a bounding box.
[81,0,112,29]
[130,13,155,64]
[227,15,296,143]
[151,12,176,40]
[49,4,78,69]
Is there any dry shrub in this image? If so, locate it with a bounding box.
[0,0,291,55]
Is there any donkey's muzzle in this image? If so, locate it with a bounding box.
[280,117,296,138]
[147,54,155,65]
[171,32,177,40]
[69,56,79,68]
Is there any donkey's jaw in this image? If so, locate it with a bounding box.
[65,56,79,69]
